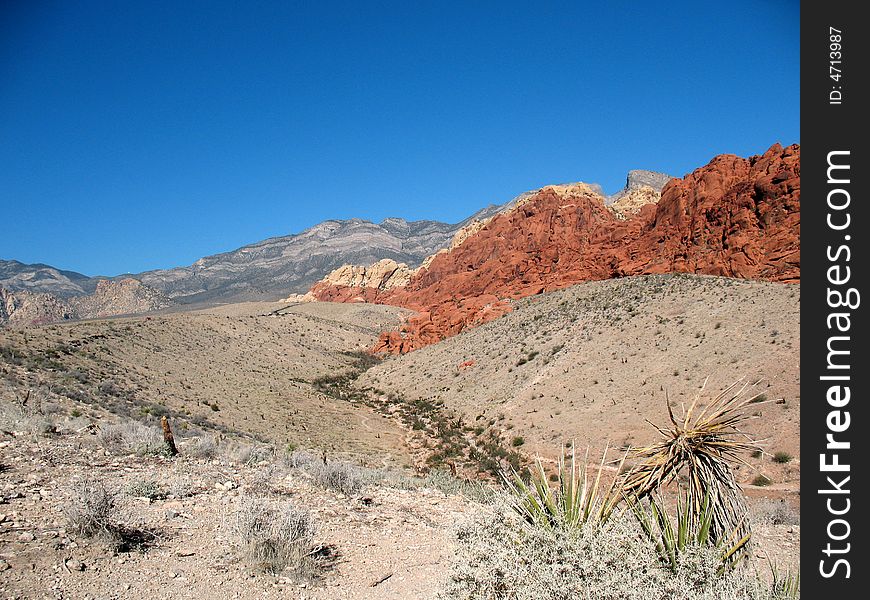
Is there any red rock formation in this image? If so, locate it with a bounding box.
[311,144,800,353]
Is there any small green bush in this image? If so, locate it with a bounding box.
[772,452,792,464]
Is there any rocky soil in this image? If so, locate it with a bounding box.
[0,422,477,600]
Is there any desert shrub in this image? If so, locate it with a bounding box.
[772,452,792,464]
[248,464,280,496]
[23,414,56,436]
[752,475,771,487]
[285,449,317,469]
[185,434,218,459]
[222,441,274,466]
[310,460,367,496]
[442,504,797,600]
[751,499,800,527]
[233,497,318,577]
[64,478,119,541]
[0,393,56,436]
[511,436,525,447]
[98,379,123,396]
[98,421,166,456]
[126,478,166,501]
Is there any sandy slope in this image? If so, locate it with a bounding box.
[359,274,800,494]
[0,301,415,466]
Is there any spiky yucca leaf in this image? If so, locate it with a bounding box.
[769,559,800,599]
[504,443,624,531]
[630,490,750,575]
[621,378,761,542]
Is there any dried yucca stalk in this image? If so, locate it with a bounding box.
[621,378,762,543]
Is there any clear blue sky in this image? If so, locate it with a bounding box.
[1,1,799,277]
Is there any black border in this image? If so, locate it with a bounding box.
[801,1,868,595]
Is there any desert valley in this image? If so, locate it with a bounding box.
[1,144,801,599]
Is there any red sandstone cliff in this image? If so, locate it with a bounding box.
[310,143,800,353]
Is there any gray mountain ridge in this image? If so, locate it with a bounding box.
[2,170,662,309]
[2,203,504,305]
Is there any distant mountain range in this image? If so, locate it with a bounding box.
[1,169,677,327]
[2,204,504,303]
[0,260,101,298]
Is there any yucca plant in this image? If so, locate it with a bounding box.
[503,443,624,531]
[621,378,762,543]
[629,489,750,575]
[768,559,800,599]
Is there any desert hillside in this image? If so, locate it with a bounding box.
[0,276,800,598]
[358,274,800,494]
[0,301,415,465]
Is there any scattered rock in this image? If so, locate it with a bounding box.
[65,558,85,572]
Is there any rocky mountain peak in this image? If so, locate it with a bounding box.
[311,144,800,353]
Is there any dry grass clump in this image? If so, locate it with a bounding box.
[285,449,317,469]
[310,460,368,496]
[751,499,800,527]
[0,389,57,436]
[98,421,167,456]
[184,434,218,459]
[233,497,319,578]
[221,441,274,466]
[64,478,120,542]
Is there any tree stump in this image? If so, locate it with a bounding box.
[161,416,178,456]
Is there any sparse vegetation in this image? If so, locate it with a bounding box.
[64,478,119,541]
[126,478,167,500]
[752,475,771,487]
[444,379,798,599]
[185,434,218,459]
[773,451,793,464]
[751,499,799,527]
[98,421,168,456]
[0,285,799,597]
[443,507,794,600]
[233,497,319,578]
[310,459,368,496]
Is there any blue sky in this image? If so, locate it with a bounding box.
[1,1,799,276]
